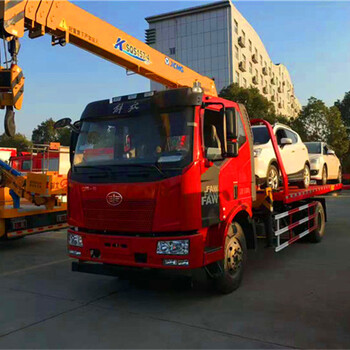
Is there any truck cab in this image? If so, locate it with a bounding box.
[67,87,255,288]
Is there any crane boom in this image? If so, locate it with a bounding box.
[0,0,217,135]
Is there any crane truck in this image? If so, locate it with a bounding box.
[0,0,342,293]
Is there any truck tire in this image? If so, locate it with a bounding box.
[297,164,310,189]
[317,166,327,185]
[213,222,247,294]
[308,202,325,243]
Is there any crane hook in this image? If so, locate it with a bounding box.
[4,106,16,137]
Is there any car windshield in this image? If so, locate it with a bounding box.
[73,107,194,169]
[305,142,321,154]
[252,126,270,145]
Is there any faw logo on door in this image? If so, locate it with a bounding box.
[106,192,123,206]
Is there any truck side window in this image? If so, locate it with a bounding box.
[203,109,224,159]
[237,113,247,148]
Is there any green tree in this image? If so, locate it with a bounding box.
[334,91,350,129]
[31,118,70,146]
[57,128,71,146]
[327,106,349,159]
[219,83,276,122]
[294,97,329,142]
[0,133,32,153]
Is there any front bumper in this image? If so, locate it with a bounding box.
[68,229,206,270]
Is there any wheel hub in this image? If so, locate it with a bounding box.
[225,237,243,273]
[268,169,278,189]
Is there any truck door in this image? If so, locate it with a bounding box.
[201,107,234,227]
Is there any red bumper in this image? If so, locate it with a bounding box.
[68,229,206,269]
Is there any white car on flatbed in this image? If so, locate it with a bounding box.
[252,123,311,190]
[305,142,342,185]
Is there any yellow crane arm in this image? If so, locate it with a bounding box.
[0,0,217,99]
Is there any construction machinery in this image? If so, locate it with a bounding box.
[0,1,343,293]
[0,142,68,240]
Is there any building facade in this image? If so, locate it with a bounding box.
[146,1,301,117]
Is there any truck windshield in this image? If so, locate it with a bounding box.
[305,142,321,154]
[73,107,194,170]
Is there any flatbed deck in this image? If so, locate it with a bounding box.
[272,183,343,203]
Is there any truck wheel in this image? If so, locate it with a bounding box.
[317,166,327,185]
[266,164,279,190]
[214,222,247,294]
[308,202,325,243]
[297,164,310,189]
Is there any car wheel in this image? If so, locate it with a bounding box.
[266,164,279,190]
[297,164,310,189]
[337,167,342,184]
[213,223,246,294]
[317,166,327,185]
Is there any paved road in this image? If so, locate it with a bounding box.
[0,193,349,349]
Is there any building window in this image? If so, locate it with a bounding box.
[255,69,258,77]
[248,39,252,52]
[243,78,247,87]
[235,71,240,84]
[242,54,246,63]
[255,48,258,57]
[269,67,271,76]
[261,75,263,85]
[235,45,239,59]
[242,30,246,41]
[234,20,238,34]
[169,47,176,55]
[260,55,263,66]
[249,62,252,74]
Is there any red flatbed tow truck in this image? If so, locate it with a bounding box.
[0,1,343,294]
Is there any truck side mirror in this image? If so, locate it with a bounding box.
[54,118,72,129]
[70,132,79,165]
[225,108,239,157]
[54,118,80,133]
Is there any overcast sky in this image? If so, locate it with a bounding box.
[2,1,349,137]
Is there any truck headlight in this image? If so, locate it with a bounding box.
[254,148,262,157]
[156,240,189,255]
[68,233,83,247]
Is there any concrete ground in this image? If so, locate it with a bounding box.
[0,193,349,349]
